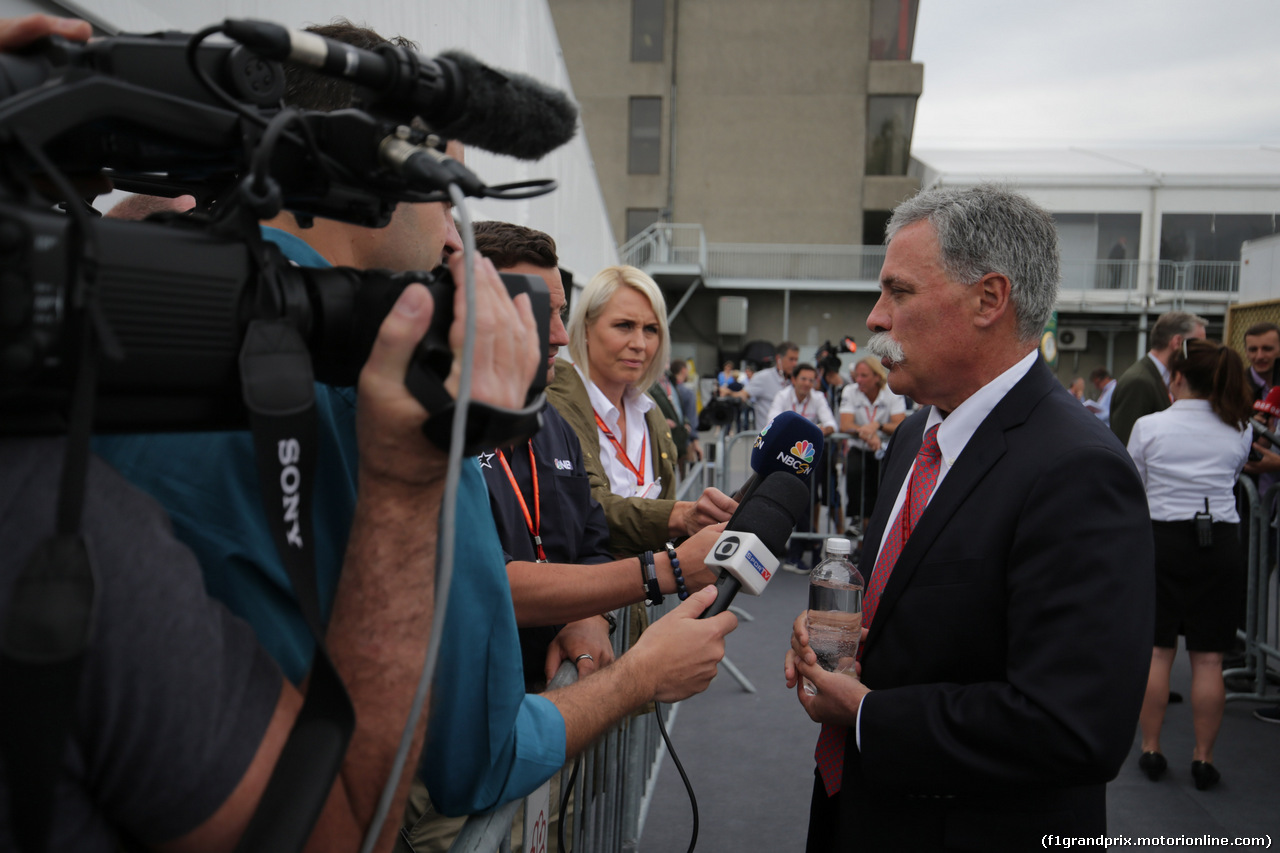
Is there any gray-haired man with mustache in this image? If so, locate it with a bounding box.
[785,184,1154,851]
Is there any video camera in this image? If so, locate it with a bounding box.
[0,19,577,448]
[814,336,858,375]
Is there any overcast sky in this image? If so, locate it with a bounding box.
[911,0,1280,149]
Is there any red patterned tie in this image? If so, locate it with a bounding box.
[814,424,942,797]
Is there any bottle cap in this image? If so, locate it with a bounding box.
[824,537,851,556]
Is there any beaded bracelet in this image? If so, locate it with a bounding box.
[665,540,689,601]
[640,550,663,605]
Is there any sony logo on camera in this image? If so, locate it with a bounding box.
[278,438,303,548]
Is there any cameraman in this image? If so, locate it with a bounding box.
[94,18,736,825]
[0,17,531,851]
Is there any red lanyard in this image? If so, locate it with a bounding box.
[497,442,547,562]
[791,392,810,419]
[594,410,646,487]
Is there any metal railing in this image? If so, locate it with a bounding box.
[619,222,707,270]
[1226,476,1280,702]
[705,244,887,281]
[620,222,1242,300]
[447,596,678,853]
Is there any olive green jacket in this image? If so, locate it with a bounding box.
[546,359,678,557]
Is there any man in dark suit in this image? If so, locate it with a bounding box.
[1108,310,1207,445]
[785,185,1155,851]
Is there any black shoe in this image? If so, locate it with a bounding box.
[1138,751,1167,781]
[1191,760,1220,790]
[1168,690,1184,704]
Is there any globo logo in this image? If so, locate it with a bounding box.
[714,536,741,560]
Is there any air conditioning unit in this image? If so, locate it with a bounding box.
[717,296,748,335]
[1057,327,1088,351]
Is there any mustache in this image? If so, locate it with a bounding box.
[867,332,905,364]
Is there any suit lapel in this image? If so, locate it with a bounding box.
[863,360,1057,647]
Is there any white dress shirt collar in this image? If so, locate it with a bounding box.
[925,349,1040,469]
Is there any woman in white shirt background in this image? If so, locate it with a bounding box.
[1126,338,1254,791]
[838,356,906,534]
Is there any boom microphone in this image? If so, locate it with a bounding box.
[699,473,811,619]
[222,20,579,161]
[731,410,825,503]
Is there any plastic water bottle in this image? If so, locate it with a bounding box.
[804,537,864,695]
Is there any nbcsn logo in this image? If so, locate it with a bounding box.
[777,439,815,474]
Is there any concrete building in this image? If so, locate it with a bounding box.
[547,0,924,372]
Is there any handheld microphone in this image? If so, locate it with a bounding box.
[222,20,579,160]
[1251,387,1280,445]
[699,473,811,619]
[730,410,825,503]
[1250,420,1280,447]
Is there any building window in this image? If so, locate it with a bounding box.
[869,0,918,61]
[629,97,662,174]
[865,96,916,176]
[626,208,662,241]
[1160,213,1278,262]
[632,0,664,62]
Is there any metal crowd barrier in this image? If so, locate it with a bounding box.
[446,595,679,853]
[1226,476,1280,703]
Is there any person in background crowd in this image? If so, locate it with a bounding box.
[723,341,799,433]
[718,359,736,388]
[839,356,905,534]
[1110,311,1208,445]
[768,362,837,573]
[1068,376,1086,400]
[1243,321,1280,402]
[1083,367,1116,426]
[1126,339,1253,791]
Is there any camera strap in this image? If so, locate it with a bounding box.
[0,311,99,853]
[236,319,355,853]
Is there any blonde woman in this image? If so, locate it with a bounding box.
[548,265,735,557]
[838,356,906,530]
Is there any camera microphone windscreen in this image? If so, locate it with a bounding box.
[222,20,577,161]
[731,410,825,502]
[434,51,578,161]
